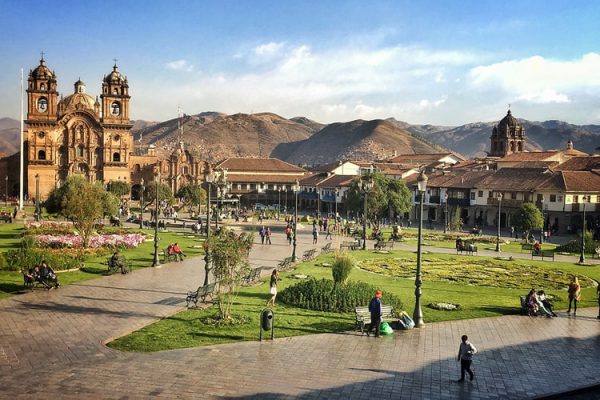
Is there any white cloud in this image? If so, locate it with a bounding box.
[165,59,194,72]
[468,53,600,101]
[254,42,285,56]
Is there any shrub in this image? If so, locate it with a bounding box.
[555,231,598,254]
[331,253,354,287]
[2,248,85,271]
[279,278,403,313]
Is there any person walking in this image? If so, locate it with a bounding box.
[457,335,477,382]
[325,224,333,240]
[259,225,266,245]
[367,290,383,337]
[312,225,319,244]
[285,224,292,245]
[567,276,581,316]
[266,269,278,306]
[265,226,272,245]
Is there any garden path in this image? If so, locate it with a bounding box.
[1,226,600,399]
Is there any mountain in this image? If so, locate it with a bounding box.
[389,118,600,157]
[135,112,319,161]
[276,119,445,165]
[0,118,21,157]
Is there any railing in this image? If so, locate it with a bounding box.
[487,198,524,208]
[447,198,470,207]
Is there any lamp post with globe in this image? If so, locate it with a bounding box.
[413,171,428,328]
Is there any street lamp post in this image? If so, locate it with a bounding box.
[317,187,320,219]
[443,192,449,234]
[540,198,544,244]
[495,193,503,252]
[292,180,300,261]
[335,190,339,221]
[35,174,40,220]
[151,173,161,267]
[360,174,374,250]
[139,178,145,229]
[236,194,241,212]
[4,176,8,207]
[413,171,428,328]
[580,202,586,264]
[204,166,215,285]
[213,169,228,230]
[278,188,281,220]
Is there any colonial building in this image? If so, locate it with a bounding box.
[25,57,133,198]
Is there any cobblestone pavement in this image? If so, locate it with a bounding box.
[1,227,600,399]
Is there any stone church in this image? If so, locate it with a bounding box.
[25,56,134,198]
[489,109,526,157]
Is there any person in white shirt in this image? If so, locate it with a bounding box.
[457,335,477,382]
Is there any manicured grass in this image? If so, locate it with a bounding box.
[108,247,600,352]
[0,224,205,299]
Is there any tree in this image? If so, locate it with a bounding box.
[107,180,131,199]
[450,207,462,231]
[511,202,543,241]
[143,182,174,209]
[176,184,206,213]
[207,228,254,320]
[45,176,119,247]
[345,172,412,227]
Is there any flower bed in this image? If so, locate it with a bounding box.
[25,221,74,235]
[34,233,146,249]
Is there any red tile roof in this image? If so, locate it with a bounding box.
[497,151,559,162]
[216,157,306,173]
[554,156,600,171]
[387,153,454,164]
[317,175,357,188]
[227,174,304,184]
[561,171,600,192]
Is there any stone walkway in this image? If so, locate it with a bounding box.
[1,227,599,399]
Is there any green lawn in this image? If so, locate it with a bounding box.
[0,223,205,299]
[108,247,600,352]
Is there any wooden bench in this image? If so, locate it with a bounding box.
[355,305,400,334]
[532,250,554,261]
[302,248,317,262]
[163,249,179,263]
[106,256,132,274]
[456,242,477,255]
[242,268,262,285]
[22,270,51,290]
[186,282,218,307]
[321,242,333,253]
[340,241,360,251]
[277,257,294,271]
[374,240,394,251]
[521,243,534,252]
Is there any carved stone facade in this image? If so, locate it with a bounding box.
[490,110,526,158]
[25,57,133,198]
[158,142,204,195]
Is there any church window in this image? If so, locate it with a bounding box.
[112,152,121,162]
[517,142,523,151]
[182,166,188,175]
[113,88,118,95]
[77,145,84,157]
[38,150,46,160]
[478,190,483,198]
[40,83,45,91]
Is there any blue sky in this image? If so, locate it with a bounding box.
[1,0,600,125]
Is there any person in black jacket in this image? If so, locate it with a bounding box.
[367,290,383,337]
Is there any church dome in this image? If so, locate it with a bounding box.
[58,80,97,112]
[30,57,55,80]
[104,64,127,85]
[498,110,520,127]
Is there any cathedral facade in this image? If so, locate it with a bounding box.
[25,57,134,198]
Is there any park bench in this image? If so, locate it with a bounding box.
[302,248,317,262]
[242,268,262,285]
[355,305,400,334]
[106,256,132,274]
[109,216,122,227]
[186,282,218,307]
[22,270,51,290]
[340,240,360,251]
[321,242,333,254]
[531,250,555,261]
[277,257,294,271]
[456,241,477,255]
[519,295,531,316]
[163,249,179,263]
[521,243,534,252]
[374,240,394,251]
[0,213,12,223]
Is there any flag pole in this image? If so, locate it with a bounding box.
[19,68,24,211]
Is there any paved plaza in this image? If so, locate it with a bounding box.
[1,226,600,399]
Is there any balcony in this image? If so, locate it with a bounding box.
[487,198,524,208]
[447,198,470,207]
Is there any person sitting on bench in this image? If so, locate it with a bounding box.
[172,242,185,261]
[533,241,541,254]
[24,267,35,286]
[109,251,128,274]
[39,260,59,288]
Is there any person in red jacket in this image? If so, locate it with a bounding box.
[172,242,185,262]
